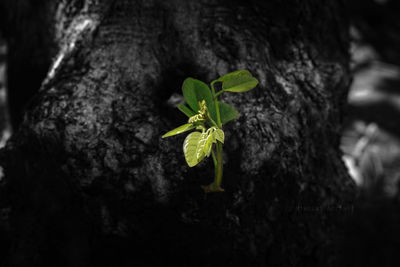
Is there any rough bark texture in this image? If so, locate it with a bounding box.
[1,0,355,266]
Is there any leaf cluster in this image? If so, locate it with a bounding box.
[162,70,258,167]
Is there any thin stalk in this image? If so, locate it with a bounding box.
[207,113,218,128]
[215,142,223,188]
[201,81,224,193]
[211,149,217,166]
[214,90,225,99]
[211,81,222,128]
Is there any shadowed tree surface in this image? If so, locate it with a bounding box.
[0,0,355,266]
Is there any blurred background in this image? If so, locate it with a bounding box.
[341,0,400,198]
[0,32,10,150]
[0,0,400,197]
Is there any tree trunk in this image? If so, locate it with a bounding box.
[0,0,355,266]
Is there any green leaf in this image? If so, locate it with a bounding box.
[219,102,239,124]
[222,75,258,93]
[183,129,219,167]
[215,129,224,144]
[162,123,195,138]
[209,102,239,124]
[177,104,196,117]
[182,78,213,112]
[195,132,208,162]
[216,70,251,82]
[196,131,215,161]
[183,132,202,167]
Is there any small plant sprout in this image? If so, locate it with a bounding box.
[162,70,258,193]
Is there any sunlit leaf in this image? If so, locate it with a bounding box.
[215,129,224,143]
[204,133,215,157]
[183,131,202,167]
[196,132,208,161]
[196,131,216,161]
[162,123,195,138]
[216,70,251,82]
[182,78,213,112]
[222,75,258,93]
[177,104,196,117]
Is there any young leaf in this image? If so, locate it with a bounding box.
[215,129,225,143]
[216,70,251,82]
[162,123,195,138]
[222,75,258,93]
[182,78,213,112]
[195,132,208,161]
[204,133,215,157]
[196,131,216,161]
[183,132,202,167]
[177,104,196,117]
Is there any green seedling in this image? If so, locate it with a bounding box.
[162,70,258,193]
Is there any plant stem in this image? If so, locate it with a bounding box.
[214,90,225,99]
[211,81,222,128]
[201,81,224,193]
[215,142,223,187]
[207,113,218,128]
[211,149,217,166]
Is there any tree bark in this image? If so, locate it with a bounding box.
[1,0,355,266]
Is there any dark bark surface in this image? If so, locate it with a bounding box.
[0,0,355,266]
